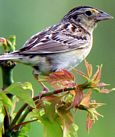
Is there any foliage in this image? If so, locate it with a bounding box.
[0,36,113,137]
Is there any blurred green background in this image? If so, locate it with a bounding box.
[0,0,115,137]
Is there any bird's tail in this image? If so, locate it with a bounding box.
[0,52,21,62]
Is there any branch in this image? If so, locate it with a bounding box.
[0,61,16,98]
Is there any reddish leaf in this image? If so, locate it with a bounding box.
[86,113,93,132]
[0,37,6,44]
[86,102,103,131]
[73,68,88,79]
[84,60,93,78]
[72,88,83,108]
[43,95,61,104]
[99,88,112,94]
[97,82,110,87]
[80,91,92,108]
[92,65,102,84]
[89,101,105,109]
[47,69,75,89]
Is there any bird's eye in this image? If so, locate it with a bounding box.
[85,10,92,16]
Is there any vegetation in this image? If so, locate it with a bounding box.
[0,36,113,137]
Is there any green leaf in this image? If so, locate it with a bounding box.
[0,92,12,107]
[43,96,61,121]
[43,101,62,137]
[36,100,63,137]
[0,36,16,53]
[0,107,4,137]
[5,82,35,108]
[0,129,2,137]
[8,124,30,137]
[17,124,30,137]
[67,123,78,137]
[7,35,16,52]
[41,115,63,137]
[0,113,4,128]
[58,107,74,137]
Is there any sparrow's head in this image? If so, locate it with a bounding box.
[63,6,113,32]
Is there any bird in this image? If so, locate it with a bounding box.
[0,6,113,91]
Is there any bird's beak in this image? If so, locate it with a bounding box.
[96,11,113,21]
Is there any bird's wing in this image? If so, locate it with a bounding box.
[19,23,90,55]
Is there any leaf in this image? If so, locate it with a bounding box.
[0,113,4,128]
[16,124,30,137]
[87,106,103,122]
[86,113,93,132]
[8,36,16,48]
[47,69,75,89]
[97,82,110,87]
[86,102,104,132]
[43,99,56,122]
[5,82,35,108]
[0,37,7,44]
[99,88,113,93]
[0,36,16,53]
[67,123,78,137]
[80,91,92,108]
[0,104,5,137]
[72,68,88,79]
[7,35,16,52]
[35,97,63,137]
[57,107,74,137]
[0,127,2,137]
[41,115,63,137]
[44,95,61,104]
[92,65,102,84]
[84,60,93,78]
[96,82,112,93]
[0,92,12,107]
[72,88,83,108]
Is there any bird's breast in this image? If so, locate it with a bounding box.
[47,43,92,72]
